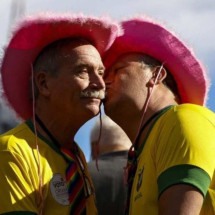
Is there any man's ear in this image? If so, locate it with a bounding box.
[148,66,167,86]
[34,71,50,97]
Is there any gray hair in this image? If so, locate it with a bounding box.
[32,37,91,99]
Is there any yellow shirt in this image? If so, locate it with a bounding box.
[0,121,97,215]
[129,104,215,215]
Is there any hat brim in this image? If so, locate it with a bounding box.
[103,17,208,105]
[1,13,119,120]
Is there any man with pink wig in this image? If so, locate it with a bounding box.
[103,17,215,215]
[0,13,119,215]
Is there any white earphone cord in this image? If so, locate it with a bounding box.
[132,64,164,146]
[31,65,44,215]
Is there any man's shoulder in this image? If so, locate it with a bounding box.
[176,103,214,113]
[0,122,32,151]
[152,104,215,136]
[165,104,215,122]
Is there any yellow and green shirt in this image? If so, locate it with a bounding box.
[129,104,215,215]
[0,120,97,215]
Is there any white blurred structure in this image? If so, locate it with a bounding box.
[0,101,19,134]
[8,0,26,34]
[0,0,25,133]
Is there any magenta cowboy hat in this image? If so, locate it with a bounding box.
[103,17,209,105]
[1,12,120,120]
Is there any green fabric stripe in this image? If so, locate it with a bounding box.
[137,105,173,157]
[1,212,37,215]
[26,120,80,163]
[26,120,61,154]
[157,164,211,197]
[26,120,70,162]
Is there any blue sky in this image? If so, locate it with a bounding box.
[1,0,215,161]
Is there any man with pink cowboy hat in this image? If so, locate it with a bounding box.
[103,17,215,215]
[0,13,119,215]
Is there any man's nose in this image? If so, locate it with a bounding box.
[90,72,105,89]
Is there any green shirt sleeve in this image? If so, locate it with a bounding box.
[157,164,211,197]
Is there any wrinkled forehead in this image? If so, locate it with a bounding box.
[60,42,103,64]
[59,37,93,51]
[34,37,96,64]
[51,44,104,73]
[52,37,94,56]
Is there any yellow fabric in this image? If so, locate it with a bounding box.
[0,122,97,215]
[129,104,215,215]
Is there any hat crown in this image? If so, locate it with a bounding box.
[104,17,208,105]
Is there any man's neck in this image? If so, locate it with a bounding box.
[34,112,77,149]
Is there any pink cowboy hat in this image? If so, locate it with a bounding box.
[103,17,209,105]
[1,13,120,120]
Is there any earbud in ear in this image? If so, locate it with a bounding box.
[152,65,167,85]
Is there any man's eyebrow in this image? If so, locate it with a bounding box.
[74,63,89,68]
[73,63,105,70]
